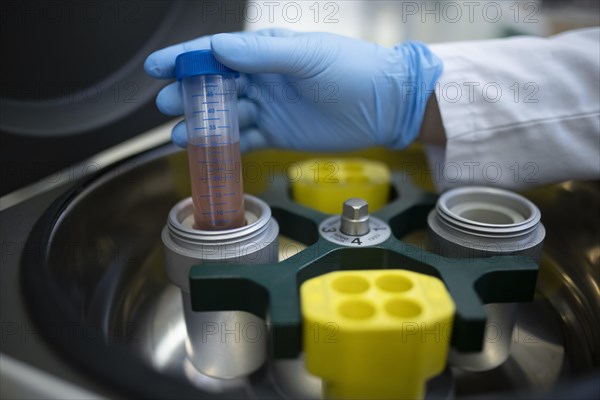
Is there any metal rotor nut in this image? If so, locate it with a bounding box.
[340,198,370,236]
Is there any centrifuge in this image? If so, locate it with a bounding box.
[1,1,598,399]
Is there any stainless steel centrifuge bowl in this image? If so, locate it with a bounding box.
[21,144,599,398]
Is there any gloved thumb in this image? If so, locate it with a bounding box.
[211,33,324,77]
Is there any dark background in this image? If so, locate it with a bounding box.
[0,0,245,196]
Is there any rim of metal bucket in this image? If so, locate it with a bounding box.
[436,186,542,238]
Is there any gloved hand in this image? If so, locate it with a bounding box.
[144,29,443,152]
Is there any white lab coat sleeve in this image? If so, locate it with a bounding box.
[428,27,600,190]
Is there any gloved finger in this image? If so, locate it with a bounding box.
[145,30,266,79]
[250,28,298,38]
[156,82,183,116]
[240,128,269,153]
[211,32,329,77]
[144,35,212,79]
[238,99,258,130]
[234,30,295,98]
[171,120,188,148]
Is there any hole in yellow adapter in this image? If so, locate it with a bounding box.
[375,274,413,293]
[385,298,422,319]
[338,300,376,320]
[332,275,370,294]
[290,158,392,215]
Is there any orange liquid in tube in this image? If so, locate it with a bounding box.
[187,141,245,230]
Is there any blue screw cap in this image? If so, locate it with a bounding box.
[175,50,239,80]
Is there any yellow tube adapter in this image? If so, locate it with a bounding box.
[290,158,391,214]
[301,270,455,399]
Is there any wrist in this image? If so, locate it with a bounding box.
[387,41,443,149]
[417,92,446,147]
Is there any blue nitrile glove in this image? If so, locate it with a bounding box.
[144,29,442,152]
